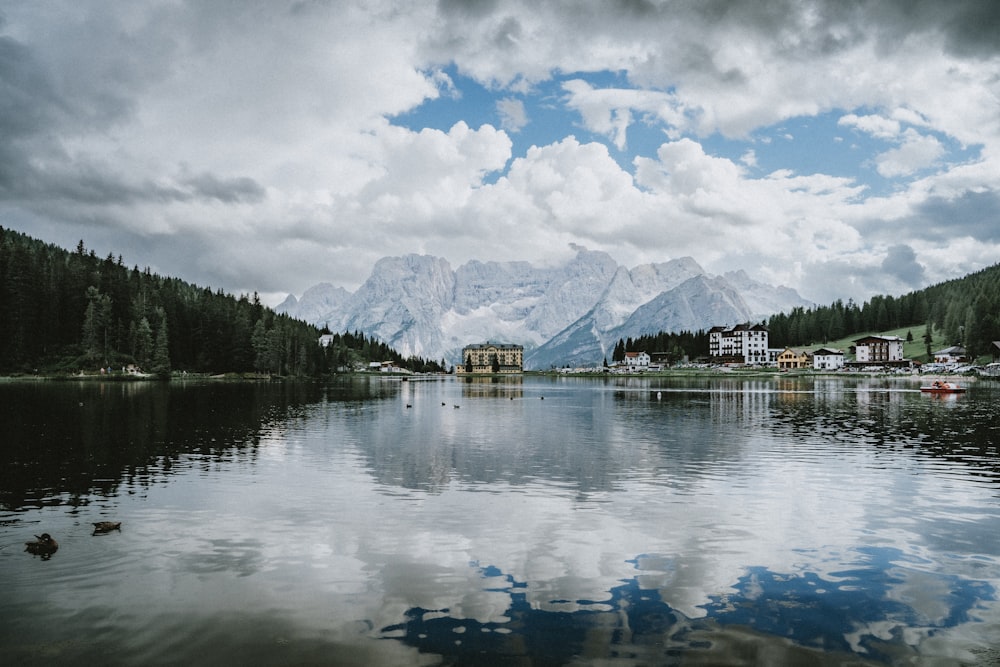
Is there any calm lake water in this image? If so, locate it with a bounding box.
[1,375,999,666]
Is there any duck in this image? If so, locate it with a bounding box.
[92,521,122,535]
[25,533,58,557]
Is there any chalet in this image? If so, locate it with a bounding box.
[623,351,650,368]
[777,348,810,370]
[933,346,967,364]
[853,335,905,364]
[708,323,769,365]
[457,342,524,374]
[812,348,845,370]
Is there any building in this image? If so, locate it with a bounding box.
[933,346,967,364]
[853,335,905,364]
[777,348,810,370]
[708,323,770,365]
[622,351,650,369]
[457,342,524,374]
[812,347,845,370]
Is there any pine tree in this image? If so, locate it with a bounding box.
[151,310,171,376]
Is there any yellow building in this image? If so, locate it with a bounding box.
[457,342,524,374]
[777,347,810,370]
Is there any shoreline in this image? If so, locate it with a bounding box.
[1,368,988,383]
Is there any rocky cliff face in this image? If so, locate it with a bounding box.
[276,247,813,368]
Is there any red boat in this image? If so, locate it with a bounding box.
[920,380,966,394]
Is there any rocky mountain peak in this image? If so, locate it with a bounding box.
[278,251,813,368]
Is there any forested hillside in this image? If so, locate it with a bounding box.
[0,228,443,376]
[767,263,1000,359]
[609,262,1000,364]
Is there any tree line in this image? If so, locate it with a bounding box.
[766,262,1000,359]
[0,227,443,376]
[609,330,709,364]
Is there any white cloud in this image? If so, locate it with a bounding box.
[875,129,945,178]
[2,0,1000,306]
[496,97,528,133]
[562,79,689,148]
[839,113,901,140]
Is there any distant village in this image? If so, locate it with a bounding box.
[321,324,1000,376]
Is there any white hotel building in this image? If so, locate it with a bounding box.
[709,323,770,365]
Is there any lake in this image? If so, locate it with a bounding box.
[1,375,998,666]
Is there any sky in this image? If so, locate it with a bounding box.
[2,0,999,307]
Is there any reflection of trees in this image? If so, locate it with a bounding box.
[382,551,989,664]
[767,382,1000,483]
[0,379,341,510]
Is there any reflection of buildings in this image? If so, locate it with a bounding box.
[457,342,524,374]
[708,379,775,425]
[460,374,524,399]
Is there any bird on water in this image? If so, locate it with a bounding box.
[25,533,58,558]
[92,521,122,535]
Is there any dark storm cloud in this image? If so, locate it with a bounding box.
[907,191,1000,244]
[0,32,66,196]
[181,173,267,205]
[8,161,265,207]
[680,0,1000,59]
[0,34,63,137]
[881,244,925,287]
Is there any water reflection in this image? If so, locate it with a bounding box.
[381,546,994,665]
[2,376,999,665]
[0,378,376,510]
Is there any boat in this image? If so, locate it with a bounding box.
[920,380,966,394]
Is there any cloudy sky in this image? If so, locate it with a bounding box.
[2,1,999,306]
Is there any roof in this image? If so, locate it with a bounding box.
[813,347,843,355]
[934,346,966,355]
[463,342,523,350]
[711,323,768,333]
[854,335,904,344]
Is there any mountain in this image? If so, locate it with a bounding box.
[276,246,813,369]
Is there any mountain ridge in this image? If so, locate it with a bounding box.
[277,247,813,369]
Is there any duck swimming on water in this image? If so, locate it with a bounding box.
[92,521,122,534]
[25,533,58,557]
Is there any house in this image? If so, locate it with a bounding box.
[933,346,967,364]
[368,360,410,374]
[812,347,845,370]
[708,323,770,365]
[457,342,524,374]
[623,351,650,368]
[777,348,810,370]
[853,335,905,364]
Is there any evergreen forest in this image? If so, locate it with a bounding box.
[0,228,444,376]
[765,262,1000,359]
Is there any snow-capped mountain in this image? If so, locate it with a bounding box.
[276,246,813,369]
